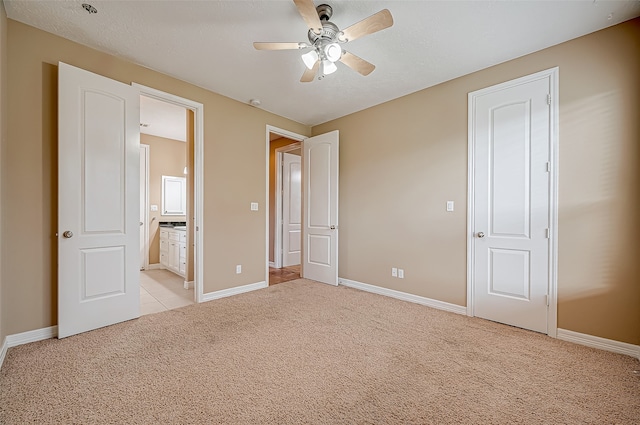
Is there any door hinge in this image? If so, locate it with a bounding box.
[547,94,551,105]
[546,161,551,172]
[545,228,551,239]
[545,295,549,306]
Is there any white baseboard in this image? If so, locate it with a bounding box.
[0,337,7,370]
[146,263,164,270]
[269,261,276,268]
[183,280,194,290]
[557,328,640,360]
[339,278,467,315]
[201,281,268,303]
[0,326,58,370]
[7,325,58,346]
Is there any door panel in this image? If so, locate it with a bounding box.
[82,247,125,299]
[491,102,530,237]
[282,152,301,267]
[58,62,140,338]
[473,77,550,333]
[489,248,530,300]
[302,131,339,285]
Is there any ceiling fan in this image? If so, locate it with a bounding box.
[254,0,393,82]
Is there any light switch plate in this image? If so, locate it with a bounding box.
[150,205,158,212]
[446,201,454,212]
[391,267,398,277]
[250,202,258,211]
[398,269,404,279]
[236,265,242,274]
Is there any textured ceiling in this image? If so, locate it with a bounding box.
[4,0,640,126]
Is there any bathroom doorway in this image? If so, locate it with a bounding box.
[137,88,202,313]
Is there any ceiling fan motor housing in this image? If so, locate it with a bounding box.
[308,21,339,45]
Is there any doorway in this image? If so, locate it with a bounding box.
[135,84,205,305]
[268,131,303,285]
[265,126,340,287]
[138,94,196,313]
[467,68,559,336]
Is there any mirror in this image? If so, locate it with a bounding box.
[162,175,186,216]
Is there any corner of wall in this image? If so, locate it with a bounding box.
[0,0,8,346]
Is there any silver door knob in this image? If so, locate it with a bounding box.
[63,231,73,238]
[477,232,485,238]
[330,225,336,230]
[140,221,143,226]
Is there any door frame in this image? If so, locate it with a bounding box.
[265,126,306,281]
[140,143,150,270]
[274,142,302,269]
[466,67,560,337]
[134,83,205,303]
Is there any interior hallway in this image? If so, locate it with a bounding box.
[269,265,301,285]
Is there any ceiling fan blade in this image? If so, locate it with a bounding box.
[293,0,323,34]
[340,51,375,76]
[254,42,307,51]
[300,61,320,83]
[339,9,393,42]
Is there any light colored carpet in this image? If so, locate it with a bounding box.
[1,279,638,424]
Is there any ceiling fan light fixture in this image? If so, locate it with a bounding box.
[301,50,319,69]
[322,60,337,75]
[324,42,342,62]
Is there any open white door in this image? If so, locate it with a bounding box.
[302,130,339,285]
[58,62,140,338]
[282,152,302,267]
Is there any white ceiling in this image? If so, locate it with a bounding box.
[4,0,640,126]
[140,95,187,142]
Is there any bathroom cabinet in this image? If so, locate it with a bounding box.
[159,227,186,278]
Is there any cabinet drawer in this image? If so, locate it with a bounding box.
[179,243,187,259]
[179,232,187,243]
[159,239,168,253]
[160,230,169,239]
[160,252,167,266]
[179,260,186,274]
[169,232,180,242]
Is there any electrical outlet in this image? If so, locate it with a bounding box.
[236,265,242,274]
[250,202,258,211]
[398,269,404,279]
[392,267,398,277]
[150,204,158,212]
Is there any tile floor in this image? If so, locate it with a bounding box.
[140,269,194,316]
[269,265,301,285]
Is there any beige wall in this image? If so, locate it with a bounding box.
[313,19,640,345]
[142,133,187,264]
[268,137,299,263]
[0,3,7,344]
[2,20,309,336]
